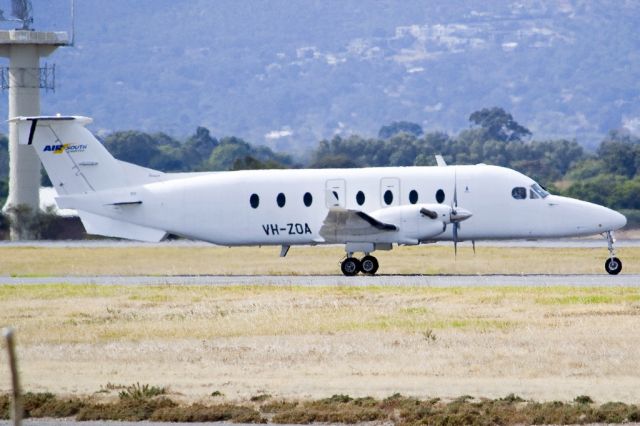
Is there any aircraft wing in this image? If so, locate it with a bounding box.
[319,208,397,242]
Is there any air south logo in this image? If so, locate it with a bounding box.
[43,144,87,154]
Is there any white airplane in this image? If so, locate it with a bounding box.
[13,115,627,275]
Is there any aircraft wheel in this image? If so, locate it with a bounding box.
[360,255,379,275]
[341,257,361,276]
[605,257,622,275]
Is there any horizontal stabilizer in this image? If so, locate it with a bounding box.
[55,190,143,210]
[78,211,167,242]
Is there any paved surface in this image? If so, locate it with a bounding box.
[0,274,638,286]
[0,237,639,248]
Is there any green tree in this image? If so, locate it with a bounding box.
[232,155,286,170]
[102,131,184,171]
[565,158,606,180]
[378,121,424,139]
[207,137,291,171]
[469,107,532,142]
[597,130,640,178]
[0,178,7,207]
[0,134,8,180]
[309,154,360,168]
[182,126,219,170]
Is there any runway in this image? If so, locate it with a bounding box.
[1,273,639,286]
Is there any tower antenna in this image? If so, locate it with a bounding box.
[0,1,72,239]
[0,0,33,30]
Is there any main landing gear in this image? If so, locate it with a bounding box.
[604,231,622,275]
[340,254,379,276]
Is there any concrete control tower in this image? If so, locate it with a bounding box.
[0,1,70,240]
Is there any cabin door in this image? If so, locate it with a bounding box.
[325,179,346,208]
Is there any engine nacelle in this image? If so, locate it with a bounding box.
[369,204,449,244]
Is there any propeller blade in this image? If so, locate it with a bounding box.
[451,167,459,257]
[453,222,458,256]
[453,168,458,209]
[472,240,476,254]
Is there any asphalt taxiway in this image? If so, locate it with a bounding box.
[0,274,638,286]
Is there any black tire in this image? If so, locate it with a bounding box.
[605,257,622,275]
[341,257,360,276]
[360,255,379,275]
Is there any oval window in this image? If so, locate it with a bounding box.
[303,192,313,207]
[250,193,259,209]
[356,191,365,206]
[277,193,286,207]
[511,187,526,200]
[436,189,445,204]
[409,189,418,204]
[384,190,393,205]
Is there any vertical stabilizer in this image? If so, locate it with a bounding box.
[12,116,128,195]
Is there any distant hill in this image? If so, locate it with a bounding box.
[1,0,638,154]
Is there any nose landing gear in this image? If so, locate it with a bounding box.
[604,231,622,275]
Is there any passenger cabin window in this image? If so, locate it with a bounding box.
[409,190,418,204]
[383,190,393,205]
[436,189,445,204]
[277,193,286,207]
[250,194,259,209]
[303,192,313,207]
[512,187,526,200]
[356,191,365,206]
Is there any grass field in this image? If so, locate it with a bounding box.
[0,244,638,275]
[1,283,639,404]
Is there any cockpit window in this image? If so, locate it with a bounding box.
[511,187,526,200]
[530,183,549,199]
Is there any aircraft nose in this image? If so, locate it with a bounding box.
[605,208,627,231]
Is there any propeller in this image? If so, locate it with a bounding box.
[419,166,472,254]
[452,169,459,255]
[449,167,472,255]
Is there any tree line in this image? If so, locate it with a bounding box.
[1,107,639,214]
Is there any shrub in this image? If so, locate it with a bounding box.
[118,383,166,400]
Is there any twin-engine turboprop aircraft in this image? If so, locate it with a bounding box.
[13,115,627,275]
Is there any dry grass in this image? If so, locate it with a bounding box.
[2,391,640,424]
[0,245,639,276]
[1,284,640,404]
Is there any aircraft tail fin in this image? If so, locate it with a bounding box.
[11,116,155,195]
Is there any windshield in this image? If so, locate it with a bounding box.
[531,183,549,199]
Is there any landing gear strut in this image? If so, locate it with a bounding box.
[340,253,379,276]
[604,231,622,275]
